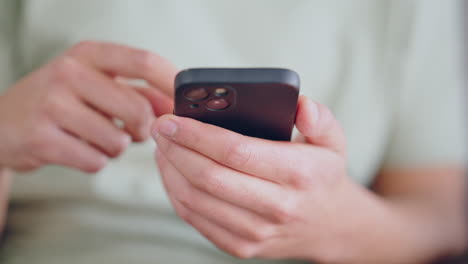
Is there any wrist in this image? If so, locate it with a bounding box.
[319,179,449,264]
[385,196,467,258]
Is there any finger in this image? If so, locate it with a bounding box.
[157,150,278,242]
[114,76,173,116]
[64,59,155,141]
[134,86,174,116]
[48,95,131,157]
[154,135,294,222]
[295,95,346,156]
[171,197,258,259]
[152,114,321,185]
[40,126,108,173]
[67,41,177,96]
[157,152,255,258]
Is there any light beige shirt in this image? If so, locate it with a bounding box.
[0,1,465,263]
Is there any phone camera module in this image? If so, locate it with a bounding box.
[184,87,209,101]
[206,98,230,110]
[214,87,228,97]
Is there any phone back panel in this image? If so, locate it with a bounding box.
[174,68,300,141]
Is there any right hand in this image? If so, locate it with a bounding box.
[0,41,177,173]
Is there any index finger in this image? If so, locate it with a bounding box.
[66,41,178,96]
[152,114,320,186]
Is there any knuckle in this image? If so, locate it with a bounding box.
[131,103,152,127]
[288,169,313,189]
[271,198,298,224]
[272,206,292,224]
[48,56,79,85]
[196,167,224,194]
[108,134,130,157]
[141,100,154,116]
[18,157,43,171]
[134,50,159,75]
[249,225,276,242]
[123,95,152,131]
[175,203,191,222]
[230,243,256,259]
[68,40,95,56]
[42,93,67,116]
[224,140,253,168]
[83,156,107,173]
[197,166,214,181]
[177,188,195,209]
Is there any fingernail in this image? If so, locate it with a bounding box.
[158,119,177,138]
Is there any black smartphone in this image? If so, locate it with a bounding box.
[174,68,300,141]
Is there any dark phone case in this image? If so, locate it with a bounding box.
[174,68,300,141]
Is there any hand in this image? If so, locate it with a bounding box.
[152,96,364,262]
[0,41,177,172]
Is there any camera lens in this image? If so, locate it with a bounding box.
[206,98,230,110]
[184,87,209,101]
[214,88,228,97]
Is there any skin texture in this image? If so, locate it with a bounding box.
[152,96,466,263]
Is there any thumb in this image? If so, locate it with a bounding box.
[295,95,346,156]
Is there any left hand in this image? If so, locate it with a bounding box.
[152,96,359,261]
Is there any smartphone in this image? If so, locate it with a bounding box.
[174,68,300,141]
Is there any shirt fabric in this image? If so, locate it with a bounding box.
[0,1,465,263]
